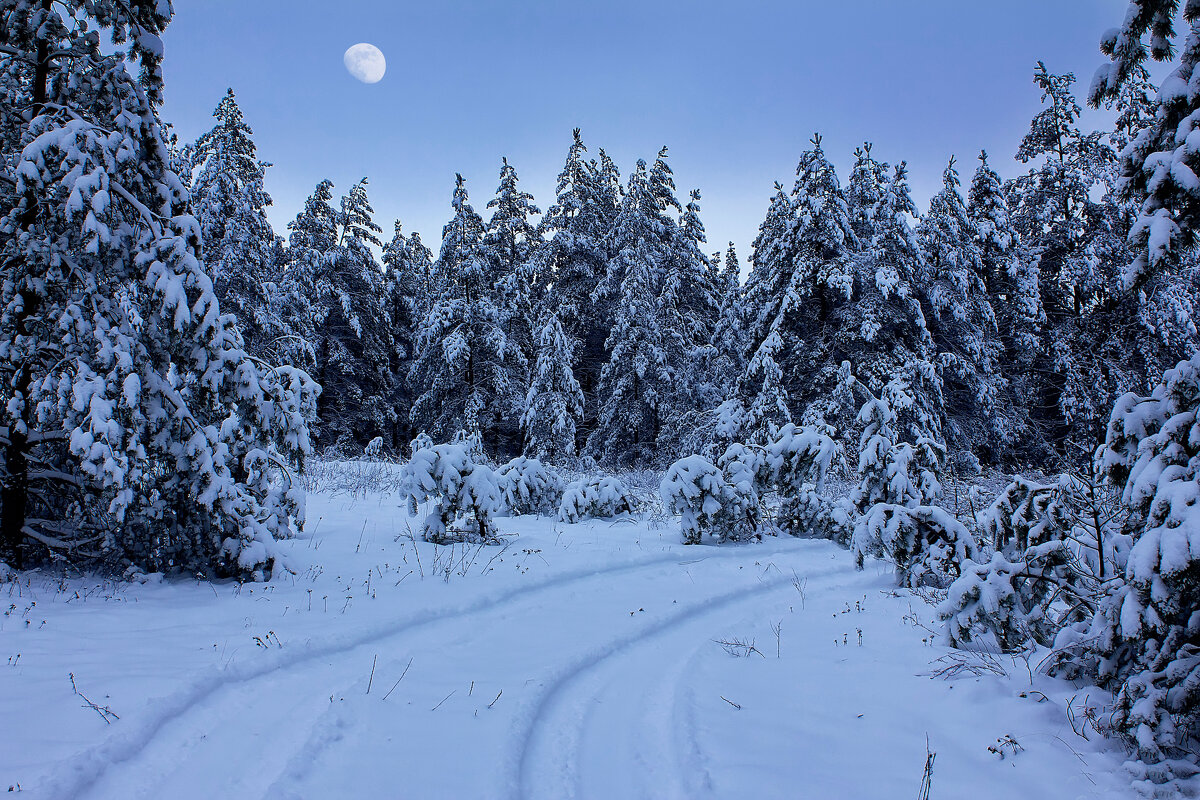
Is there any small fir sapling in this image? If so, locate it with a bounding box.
[496,457,565,516]
[399,441,502,543]
[558,477,638,523]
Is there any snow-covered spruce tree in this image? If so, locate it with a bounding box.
[496,456,564,517]
[586,160,673,467]
[936,545,1091,652]
[189,89,283,361]
[854,504,978,589]
[535,130,617,444]
[762,423,843,541]
[1049,354,1200,771]
[410,175,523,456]
[967,151,1042,460]
[661,454,759,544]
[484,157,540,452]
[1091,1,1200,286]
[709,241,746,400]
[738,328,792,445]
[850,384,941,515]
[282,178,395,453]
[521,314,584,462]
[400,440,502,543]
[737,184,798,443]
[851,162,944,448]
[937,469,1118,653]
[1009,63,1142,455]
[559,476,638,524]
[657,182,723,456]
[849,384,975,588]
[382,221,433,448]
[275,178,336,374]
[916,157,1005,464]
[742,136,861,433]
[981,475,1072,556]
[0,0,317,576]
[845,142,888,243]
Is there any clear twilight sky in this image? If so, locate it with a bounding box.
[160,1,1138,265]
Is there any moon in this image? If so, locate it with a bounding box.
[344,43,386,84]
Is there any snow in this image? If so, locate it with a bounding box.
[0,472,1135,798]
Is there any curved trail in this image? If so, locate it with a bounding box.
[512,561,855,800]
[48,541,824,800]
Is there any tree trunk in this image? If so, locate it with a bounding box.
[1,425,28,569]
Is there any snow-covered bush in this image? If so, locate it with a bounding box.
[497,457,565,516]
[400,442,502,543]
[763,423,842,540]
[663,424,846,545]
[364,436,385,459]
[937,552,1030,652]
[661,454,762,544]
[850,390,943,515]
[937,541,1093,652]
[852,504,978,588]
[1050,354,1200,768]
[559,477,638,524]
[661,456,729,544]
[981,475,1073,556]
[410,433,434,458]
[706,399,748,458]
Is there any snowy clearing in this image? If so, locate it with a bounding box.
[2,486,1131,799]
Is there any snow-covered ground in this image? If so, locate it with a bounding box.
[1,481,1133,798]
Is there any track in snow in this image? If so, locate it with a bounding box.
[49,541,823,800]
[513,561,855,800]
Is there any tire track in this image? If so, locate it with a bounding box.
[46,540,814,799]
[512,560,855,800]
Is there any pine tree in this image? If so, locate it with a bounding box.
[739,329,792,443]
[189,89,283,359]
[1008,61,1192,457]
[587,161,673,465]
[279,179,393,453]
[967,151,1042,459]
[917,157,1004,463]
[521,315,584,462]
[535,130,617,445]
[845,162,942,446]
[382,221,433,448]
[710,241,747,399]
[1091,1,1200,279]
[0,0,317,576]
[846,142,888,242]
[1012,63,1113,324]
[410,175,521,454]
[659,183,723,451]
[761,136,859,427]
[484,157,540,451]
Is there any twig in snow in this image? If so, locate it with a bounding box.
[366,654,377,694]
[714,637,765,658]
[917,734,935,800]
[431,689,456,711]
[791,571,806,609]
[487,690,502,709]
[720,695,741,710]
[69,672,119,724]
[382,657,414,701]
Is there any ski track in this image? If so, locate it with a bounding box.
[512,560,855,800]
[43,540,813,799]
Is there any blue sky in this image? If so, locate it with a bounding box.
[161,1,1136,262]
